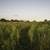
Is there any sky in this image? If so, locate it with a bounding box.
[0,0,50,21]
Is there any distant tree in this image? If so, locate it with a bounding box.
[11,19,14,22]
[0,18,7,22]
[44,19,48,22]
[11,19,19,22]
[0,18,9,22]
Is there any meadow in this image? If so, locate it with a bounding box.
[0,20,50,50]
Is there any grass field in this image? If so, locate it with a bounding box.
[0,21,50,50]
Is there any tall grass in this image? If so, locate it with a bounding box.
[0,21,50,50]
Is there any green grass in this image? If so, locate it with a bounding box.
[0,21,50,50]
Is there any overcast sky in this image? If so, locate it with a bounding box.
[0,0,50,21]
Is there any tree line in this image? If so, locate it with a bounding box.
[0,18,30,22]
